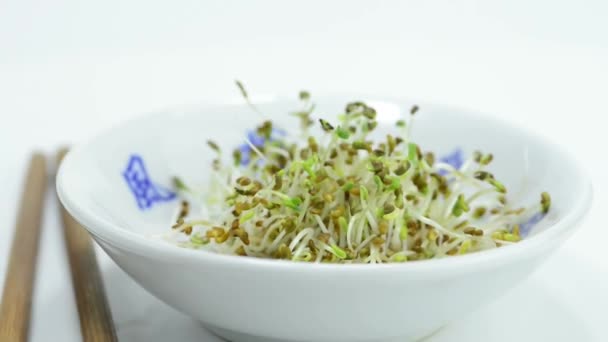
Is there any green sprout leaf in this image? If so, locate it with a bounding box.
[336,126,350,139]
[284,197,302,211]
[392,253,407,262]
[387,177,401,191]
[408,143,419,167]
[190,234,209,246]
[488,179,507,194]
[330,244,347,259]
[239,210,255,224]
[459,239,472,254]
[360,185,369,201]
[338,216,348,233]
[399,224,408,241]
[373,175,383,191]
[342,182,355,192]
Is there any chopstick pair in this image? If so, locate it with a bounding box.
[0,149,117,342]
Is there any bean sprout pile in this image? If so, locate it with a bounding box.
[166,83,551,263]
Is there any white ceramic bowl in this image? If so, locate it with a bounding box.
[57,97,592,342]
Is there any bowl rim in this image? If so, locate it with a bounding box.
[56,97,593,275]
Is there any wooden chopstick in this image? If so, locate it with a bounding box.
[56,148,118,342]
[0,153,47,342]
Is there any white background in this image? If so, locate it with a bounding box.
[1,1,607,341]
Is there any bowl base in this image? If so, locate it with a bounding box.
[205,324,443,342]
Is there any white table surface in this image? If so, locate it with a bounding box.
[1,1,607,341]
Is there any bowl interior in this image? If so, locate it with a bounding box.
[57,97,586,247]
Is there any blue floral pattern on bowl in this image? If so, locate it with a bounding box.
[123,155,176,210]
[439,148,464,175]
